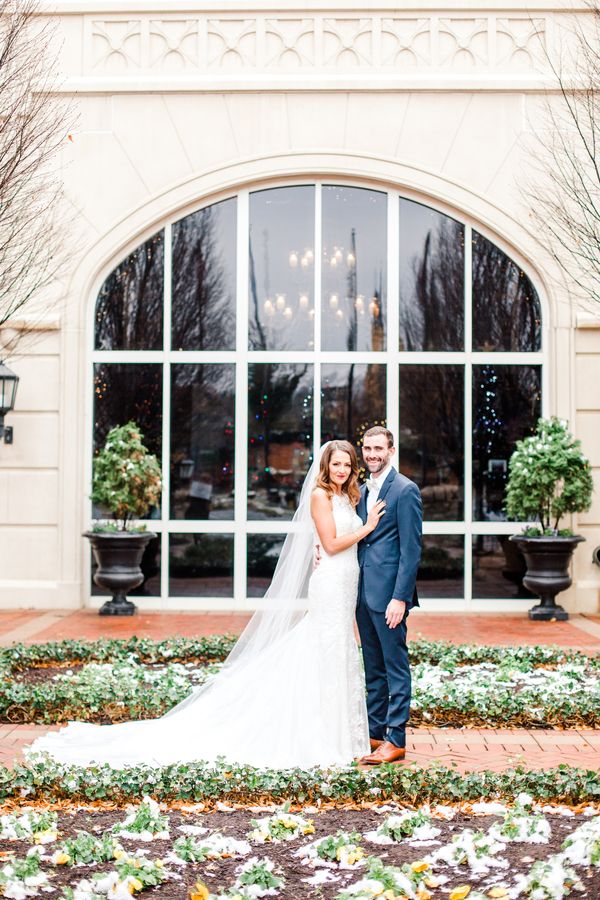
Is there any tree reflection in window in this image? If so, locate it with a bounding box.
[321,364,386,456]
[472,232,541,352]
[171,200,236,351]
[399,200,464,351]
[170,364,235,521]
[398,364,464,520]
[95,232,164,351]
[472,365,541,521]
[248,363,313,520]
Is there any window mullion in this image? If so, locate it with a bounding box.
[234,190,250,607]
[387,191,400,443]
[464,223,473,609]
[161,223,173,608]
[313,183,322,451]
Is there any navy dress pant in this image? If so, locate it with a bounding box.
[356,586,411,749]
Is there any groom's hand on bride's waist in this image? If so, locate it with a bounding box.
[385,599,406,629]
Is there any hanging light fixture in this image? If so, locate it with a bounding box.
[0,360,19,444]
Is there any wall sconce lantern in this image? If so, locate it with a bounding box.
[177,458,194,480]
[0,360,19,444]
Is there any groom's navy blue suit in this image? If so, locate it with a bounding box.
[356,468,422,749]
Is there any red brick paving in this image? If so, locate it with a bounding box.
[0,610,597,651]
[408,612,600,652]
[13,611,253,644]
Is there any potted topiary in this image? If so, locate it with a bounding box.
[86,421,162,616]
[506,417,593,621]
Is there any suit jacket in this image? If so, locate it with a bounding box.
[357,467,422,613]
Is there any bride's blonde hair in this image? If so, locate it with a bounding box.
[314,440,361,507]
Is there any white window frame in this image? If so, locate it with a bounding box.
[87,178,547,611]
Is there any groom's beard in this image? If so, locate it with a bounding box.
[365,459,388,475]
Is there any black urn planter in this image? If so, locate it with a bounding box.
[85,531,157,616]
[509,534,585,622]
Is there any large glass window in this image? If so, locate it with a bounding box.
[172,199,237,351]
[249,186,314,351]
[321,186,387,351]
[399,200,464,351]
[92,183,544,606]
[170,364,235,520]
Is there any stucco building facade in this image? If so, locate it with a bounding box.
[0,0,599,613]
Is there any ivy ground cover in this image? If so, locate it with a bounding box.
[0,795,599,899]
[2,637,599,729]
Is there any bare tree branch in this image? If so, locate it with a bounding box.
[526,3,600,314]
[0,0,73,355]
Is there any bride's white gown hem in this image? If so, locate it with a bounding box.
[30,493,369,770]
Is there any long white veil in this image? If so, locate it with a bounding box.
[164,443,329,717]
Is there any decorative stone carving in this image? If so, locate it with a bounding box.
[91,19,142,73]
[380,18,431,69]
[496,18,546,70]
[207,19,257,69]
[438,18,489,69]
[84,12,551,80]
[322,18,373,67]
[149,20,199,71]
[265,19,315,68]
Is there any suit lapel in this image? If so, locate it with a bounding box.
[377,467,397,505]
[358,483,368,523]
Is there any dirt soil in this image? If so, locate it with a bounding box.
[0,806,599,899]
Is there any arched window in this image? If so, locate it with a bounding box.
[91,183,543,607]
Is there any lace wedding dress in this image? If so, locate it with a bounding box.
[30,492,369,769]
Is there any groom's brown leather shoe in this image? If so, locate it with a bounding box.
[370,738,383,751]
[359,741,406,765]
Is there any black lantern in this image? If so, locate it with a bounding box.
[0,360,19,443]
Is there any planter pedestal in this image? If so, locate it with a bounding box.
[509,535,585,622]
[85,531,157,616]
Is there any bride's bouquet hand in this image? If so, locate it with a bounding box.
[366,499,386,532]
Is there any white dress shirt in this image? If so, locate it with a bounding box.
[366,463,393,512]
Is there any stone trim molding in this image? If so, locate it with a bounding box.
[45,6,590,91]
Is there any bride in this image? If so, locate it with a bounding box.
[30,441,386,769]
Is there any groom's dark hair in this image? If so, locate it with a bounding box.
[363,425,394,448]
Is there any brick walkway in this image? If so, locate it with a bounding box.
[1,609,599,651]
[0,610,598,773]
[2,724,599,773]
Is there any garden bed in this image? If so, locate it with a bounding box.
[0,796,598,898]
[1,638,598,729]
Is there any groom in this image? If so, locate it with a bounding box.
[356,426,422,765]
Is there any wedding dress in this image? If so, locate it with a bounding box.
[30,457,370,769]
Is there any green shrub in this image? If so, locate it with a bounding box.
[91,422,162,531]
[505,417,593,534]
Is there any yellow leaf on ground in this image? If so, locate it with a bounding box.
[190,882,211,900]
[488,890,509,899]
[411,860,429,872]
[449,887,471,900]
